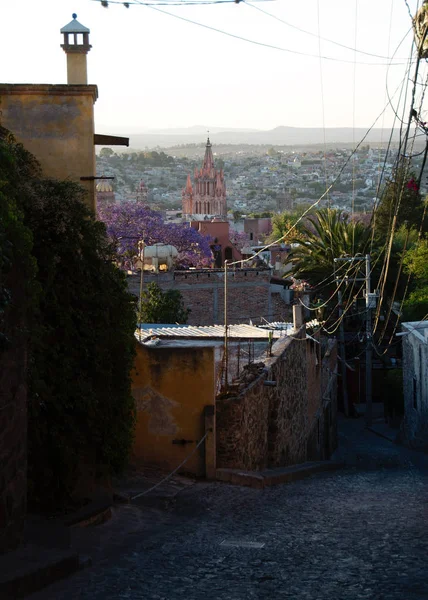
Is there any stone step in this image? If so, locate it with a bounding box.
[216,460,345,489]
[0,546,80,598]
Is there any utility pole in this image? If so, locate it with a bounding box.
[365,253,373,427]
[334,254,374,423]
[138,239,145,342]
[223,260,228,390]
[334,255,369,418]
[337,288,349,417]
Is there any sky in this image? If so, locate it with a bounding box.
[0,0,425,134]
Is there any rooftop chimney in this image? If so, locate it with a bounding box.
[60,14,91,84]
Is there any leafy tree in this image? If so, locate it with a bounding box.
[229,229,251,251]
[138,282,189,324]
[402,236,428,320]
[375,168,427,239]
[1,129,137,511]
[269,210,306,244]
[284,208,372,288]
[0,128,37,353]
[248,211,273,218]
[99,147,114,158]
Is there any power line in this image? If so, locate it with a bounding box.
[351,0,358,254]
[298,261,362,312]
[225,79,418,271]
[316,0,329,208]
[95,0,251,6]
[244,0,410,62]
[96,0,414,66]
[373,30,428,336]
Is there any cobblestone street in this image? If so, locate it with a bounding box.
[30,419,428,600]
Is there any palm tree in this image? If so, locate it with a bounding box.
[284,208,372,289]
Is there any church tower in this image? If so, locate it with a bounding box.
[182,138,227,220]
[96,177,115,205]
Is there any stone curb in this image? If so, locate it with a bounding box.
[0,551,80,599]
[0,498,112,598]
[63,496,113,528]
[216,460,346,489]
[367,425,399,444]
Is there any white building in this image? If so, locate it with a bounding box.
[401,321,428,448]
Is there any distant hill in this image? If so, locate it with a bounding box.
[142,125,260,135]
[125,125,401,150]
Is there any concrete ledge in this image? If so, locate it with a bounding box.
[216,469,265,489]
[63,495,112,528]
[216,461,345,489]
[0,548,79,599]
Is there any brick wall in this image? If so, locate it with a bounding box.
[128,269,279,326]
[216,330,337,471]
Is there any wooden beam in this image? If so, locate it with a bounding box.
[94,134,129,147]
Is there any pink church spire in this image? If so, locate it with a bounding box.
[202,137,215,173]
[182,137,227,220]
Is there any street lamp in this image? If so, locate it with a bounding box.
[138,240,145,341]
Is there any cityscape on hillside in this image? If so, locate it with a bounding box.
[96,139,427,215]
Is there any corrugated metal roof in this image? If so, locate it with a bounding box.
[258,319,320,331]
[135,323,284,341]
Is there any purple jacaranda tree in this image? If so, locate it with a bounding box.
[229,229,251,251]
[98,202,213,269]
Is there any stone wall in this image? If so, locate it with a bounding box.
[267,332,308,467]
[128,269,291,326]
[216,372,270,471]
[216,330,337,471]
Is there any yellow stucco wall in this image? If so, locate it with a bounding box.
[0,84,97,211]
[131,341,216,476]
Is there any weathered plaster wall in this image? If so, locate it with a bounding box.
[402,329,428,449]
[131,341,216,476]
[0,84,97,211]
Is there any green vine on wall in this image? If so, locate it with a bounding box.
[0,128,137,510]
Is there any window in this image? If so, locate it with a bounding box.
[413,376,418,410]
[250,232,254,241]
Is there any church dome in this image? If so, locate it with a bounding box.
[96,178,113,193]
